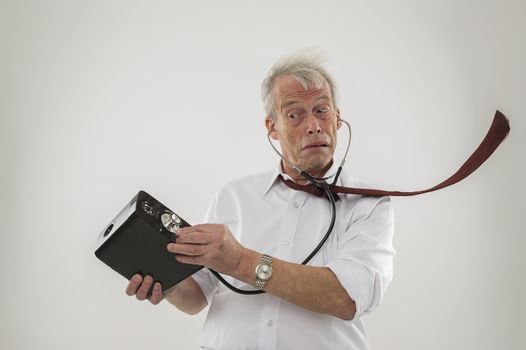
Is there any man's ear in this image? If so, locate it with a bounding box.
[336,109,342,130]
[265,116,279,140]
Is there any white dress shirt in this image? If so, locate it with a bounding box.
[193,164,395,350]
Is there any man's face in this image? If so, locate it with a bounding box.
[265,75,341,175]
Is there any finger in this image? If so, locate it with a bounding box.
[176,224,215,235]
[175,254,202,266]
[149,282,163,305]
[126,274,143,296]
[167,243,208,256]
[175,231,214,244]
[136,275,154,301]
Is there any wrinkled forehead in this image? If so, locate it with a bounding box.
[273,75,332,108]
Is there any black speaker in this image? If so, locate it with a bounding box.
[95,190,202,293]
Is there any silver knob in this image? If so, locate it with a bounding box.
[161,211,182,233]
[142,201,155,215]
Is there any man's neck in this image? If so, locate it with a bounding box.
[280,160,333,185]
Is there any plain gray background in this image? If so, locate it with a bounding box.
[1,0,524,349]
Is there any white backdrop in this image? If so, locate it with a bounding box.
[1,1,525,349]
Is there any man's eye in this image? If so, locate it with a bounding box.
[315,107,331,118]
[288,112,300,120]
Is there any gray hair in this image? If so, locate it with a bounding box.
[261,50,338,118]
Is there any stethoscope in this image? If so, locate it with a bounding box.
[210,118,352,295]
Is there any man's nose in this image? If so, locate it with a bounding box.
[305,114,322,134]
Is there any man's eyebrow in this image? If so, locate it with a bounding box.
[280,100,298,111]
[280,95,331,111]
[315,95,331,102]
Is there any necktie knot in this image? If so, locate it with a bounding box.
[280,176,340,201]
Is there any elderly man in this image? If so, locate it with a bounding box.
[126,53,395,349]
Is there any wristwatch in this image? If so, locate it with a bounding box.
[254,254,273,289]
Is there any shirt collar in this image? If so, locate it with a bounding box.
[262,160,341,196]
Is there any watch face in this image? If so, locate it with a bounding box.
[256,264,272,280]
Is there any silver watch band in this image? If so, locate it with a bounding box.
[260,254,272,265]
[254,278,267,289]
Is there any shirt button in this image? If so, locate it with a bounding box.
[292,202,299,208]
[267,320,274,327]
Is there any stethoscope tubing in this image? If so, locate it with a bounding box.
[211,119,351,295]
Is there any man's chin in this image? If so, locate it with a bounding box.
[299,157,332,174]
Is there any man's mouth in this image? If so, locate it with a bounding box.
[303,142,329,150]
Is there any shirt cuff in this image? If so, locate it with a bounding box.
[326,257,376,320]
[191,268,218,305]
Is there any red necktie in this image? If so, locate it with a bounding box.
[281,110,510,198]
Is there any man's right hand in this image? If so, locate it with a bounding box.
[125,274,163,305]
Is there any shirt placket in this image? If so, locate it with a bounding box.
[259,189,308,350]
[275,189,306,260]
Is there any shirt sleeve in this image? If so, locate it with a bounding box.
[190,192,220,304]
[191,268,218,305]
[325,196,395,319]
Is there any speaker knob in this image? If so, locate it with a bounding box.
[161,211,182,233]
